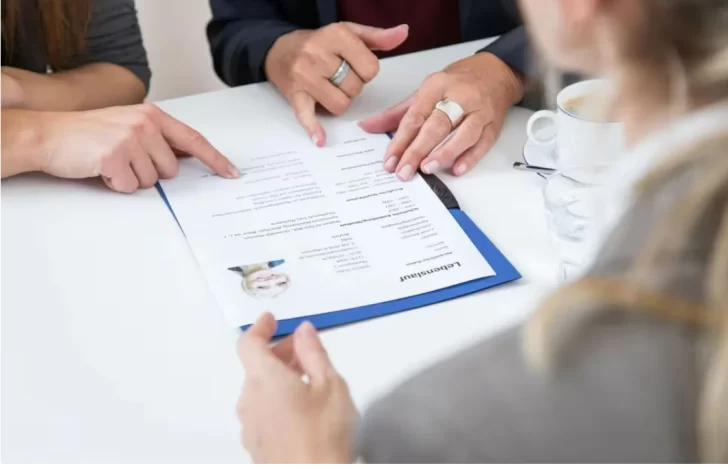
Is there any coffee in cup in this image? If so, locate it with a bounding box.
[526,79,625,168]
[562,93,616,122]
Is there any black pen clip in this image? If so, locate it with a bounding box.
[420,172,460,210]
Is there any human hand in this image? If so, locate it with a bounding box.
[38,104,239,193]
[359,53,525,180]
[237,313,358,464]
[265,22,409,147]
[2,70,25,108]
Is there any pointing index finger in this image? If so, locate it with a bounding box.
[153,106,240,178]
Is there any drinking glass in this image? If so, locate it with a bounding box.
[543,164,612,282]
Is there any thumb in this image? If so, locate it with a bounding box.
[293,321,335,383]
[237,312,278,371]
[290,91,326,147]
[344,23,409,51]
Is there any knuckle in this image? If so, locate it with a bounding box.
[435,148,456,163]
[431,114,452,135]
[290,60,309,81]
[135,116,157,136]
[120,134,139,152]
[139,175,158,189]
[162,160,180,179]
[98,152,119,173]
[299,40,319,58]
[325,22,346,37]
[343,80,363,98]
[138,103,160,119]
[359,60,379,83]
[328,97,350,116]
[404,147,426,162]
[461,87,482,105]
[423,72,447,89]
[460,121,484,145]
[401,111,427,130]
[183,127,206,145]
[118,177,139,194]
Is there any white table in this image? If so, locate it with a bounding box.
[1,39,559,463]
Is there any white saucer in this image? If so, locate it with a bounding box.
[522,127,557,178]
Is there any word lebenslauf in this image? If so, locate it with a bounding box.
[400,262,462,283]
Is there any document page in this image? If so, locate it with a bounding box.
[159,122,494,328]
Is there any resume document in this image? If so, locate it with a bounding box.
[159,123,494,328]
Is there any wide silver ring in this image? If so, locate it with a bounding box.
[329,59,350,87]
[433,100,465,128]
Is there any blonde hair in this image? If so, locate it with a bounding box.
[525,0,728,462]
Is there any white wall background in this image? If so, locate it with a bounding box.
[135,0,227,102]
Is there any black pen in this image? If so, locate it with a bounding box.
[512,162,556,175]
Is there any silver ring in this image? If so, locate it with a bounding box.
[329,59,350,87]
[433,100,465,128]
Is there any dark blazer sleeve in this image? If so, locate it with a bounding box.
[476,0,534,79]
[72,0,151,93]
[207,0,301,86]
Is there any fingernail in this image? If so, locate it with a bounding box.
[454,163,468,176]
[384,156,399,172]
[227,164,240,178]
[298,321,317,338]
[422,160,440,175]
[311,134,320,147]
[397,164,413,181]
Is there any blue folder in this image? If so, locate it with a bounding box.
[157,164,521,338]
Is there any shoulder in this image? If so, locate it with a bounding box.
[88,0,137,20]
[357,316,702,463]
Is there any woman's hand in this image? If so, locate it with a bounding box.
[237,313,358,464]
[37,104,239,192]
[359,53,525,180]
[265,23,408,147]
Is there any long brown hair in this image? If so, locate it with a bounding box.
[2,0,93,69]
[525,0,728,462]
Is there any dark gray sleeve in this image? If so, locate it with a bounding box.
[356,318,700,463]
[472,0,533,79]
[71,0,151,93]
[479,26,531,78]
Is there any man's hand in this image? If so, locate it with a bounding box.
[359,53,525,180]
[237,314,358,463]
[265,22,409,147]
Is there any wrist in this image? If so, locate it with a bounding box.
[1,109,52,176]
[471,52,526,106]
[32,111,64,174]
[264,30,310,84]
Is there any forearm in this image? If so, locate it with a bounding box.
[1,109,46,177]
[2,63,145,111]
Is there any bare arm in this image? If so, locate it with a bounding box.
[1,109,45,177]
[0,0,150,111]
[2,63,146,111]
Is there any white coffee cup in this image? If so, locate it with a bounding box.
[526,79,625,168]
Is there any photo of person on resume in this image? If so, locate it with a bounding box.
[228,260,290,299]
